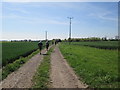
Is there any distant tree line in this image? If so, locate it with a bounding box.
[11,39,45,42]
[52,39,62,42]
[9,36,119,42]
[64,37,119,42]
[11,39,62,42]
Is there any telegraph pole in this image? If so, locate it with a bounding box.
[67,17,73,44]
[45,31,47,41]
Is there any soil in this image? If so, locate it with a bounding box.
[50,46,88,88]
[1,49,48,88]
[1,45,88,88]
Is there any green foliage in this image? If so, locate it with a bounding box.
[70,41,118,50]
[59,42,119,88]
[71,37,102,42]
[2,49,39,80]
[2,42,39,66]
[32,47,54,89]
[64,37,119,42]
[0,42,1,68]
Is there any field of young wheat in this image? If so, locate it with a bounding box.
[2,42,39,67]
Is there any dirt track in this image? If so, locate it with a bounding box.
[50,46,87,88]
[1,49,47,88]
[1,45,87,88]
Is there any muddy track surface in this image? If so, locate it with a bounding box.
[1,48,48,88]
[50,46,88,88]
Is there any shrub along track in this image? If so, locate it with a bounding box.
[1,47,51,88]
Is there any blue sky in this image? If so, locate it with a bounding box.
[1,2,118,40]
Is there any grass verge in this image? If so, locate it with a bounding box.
[59,43,119,88]
[32,46,54,89]
[1,49,40,81]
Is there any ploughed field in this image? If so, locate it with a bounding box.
[2,42,39,67]
[71,41,118,49]
[59,41,119,88]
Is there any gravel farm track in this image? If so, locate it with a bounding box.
[50,46,87,88]
[1,48,47,88]
[1,45,87,88]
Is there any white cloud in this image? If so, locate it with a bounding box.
[89,12,117,22]
[2,0,119,2]
[3,13,68,25]
[98,14,117,22]
[85,2,118,22]
[5,7,30,14]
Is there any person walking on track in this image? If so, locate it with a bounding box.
[38,41,43,55]
[46,41,49,51]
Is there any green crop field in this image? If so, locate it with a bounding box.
[59,42,119,88]
[0,43,1,68]
[2,42,39,67]
[70,41,118,49]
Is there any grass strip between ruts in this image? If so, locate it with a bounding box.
[32,46,54,89]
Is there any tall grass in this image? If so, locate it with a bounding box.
[59,42,119,88]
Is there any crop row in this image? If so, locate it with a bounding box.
[69,41,118,50]
[2,42,39,67]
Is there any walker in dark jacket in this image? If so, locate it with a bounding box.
[46,41,49,51]
[38,41,43,55]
